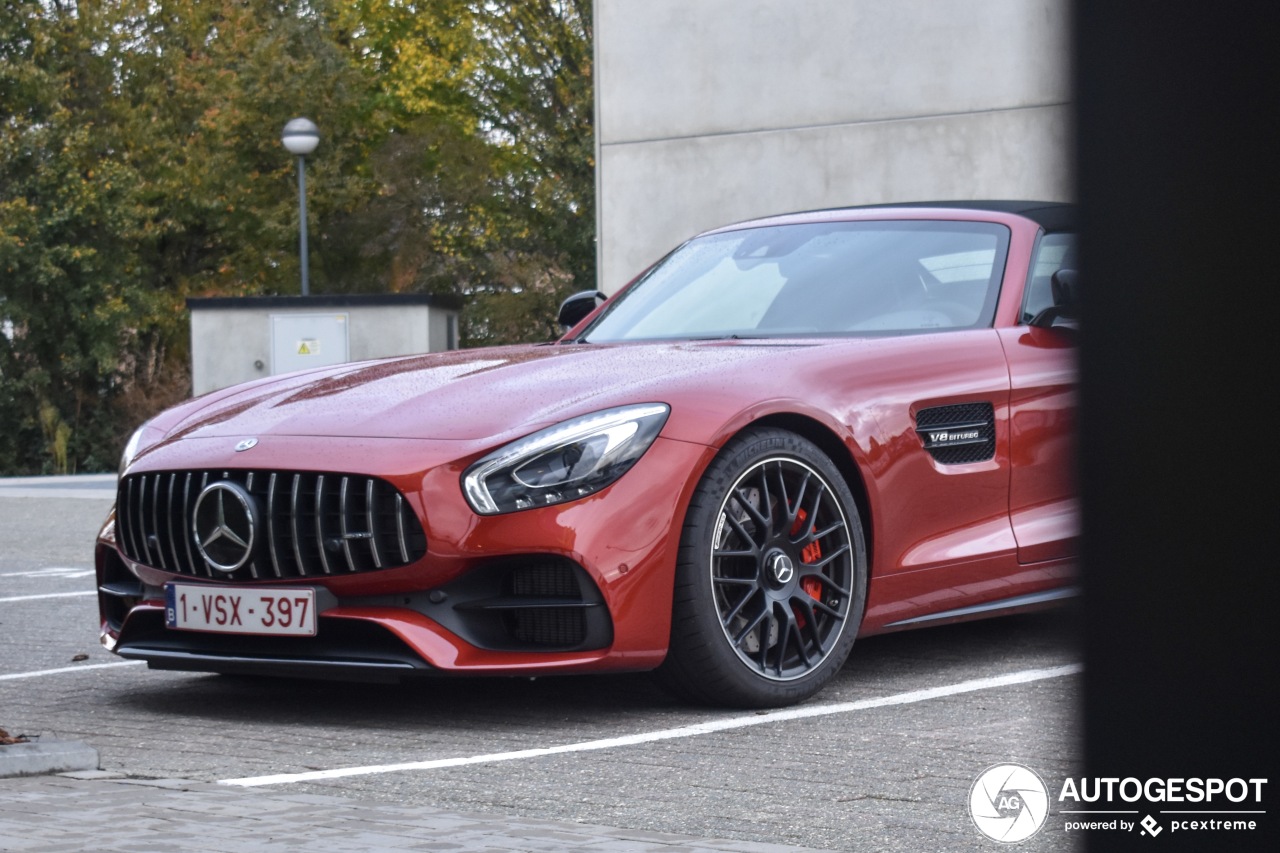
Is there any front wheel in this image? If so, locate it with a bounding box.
[658,428,867,707]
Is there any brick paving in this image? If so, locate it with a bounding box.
[1,479,1083,852]
[0,774,836,853]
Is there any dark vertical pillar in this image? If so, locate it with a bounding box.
[1076,3,1279,850]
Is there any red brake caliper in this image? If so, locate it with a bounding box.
[789,510,825,629]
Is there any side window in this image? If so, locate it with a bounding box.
[1022,232,1078,324]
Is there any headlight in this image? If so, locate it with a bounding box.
[462,403,670,515]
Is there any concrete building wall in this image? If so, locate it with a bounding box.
[595,0,1073,292]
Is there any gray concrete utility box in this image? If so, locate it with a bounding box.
[187,294,461,396]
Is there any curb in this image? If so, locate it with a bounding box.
[0,738,99,778]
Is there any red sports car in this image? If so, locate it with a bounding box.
[98,200,1079,707]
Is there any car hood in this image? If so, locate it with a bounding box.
[159,340,845,444]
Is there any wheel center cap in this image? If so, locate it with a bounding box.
[767,552,796,585]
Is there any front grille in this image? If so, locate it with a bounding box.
[915,402,996,464]
[117,470,427,581]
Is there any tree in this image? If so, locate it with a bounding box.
[339,0,595,345]
[1,0,386,473]
[1,0,596,474]
[113,0,387,296]
[1,0,159,473]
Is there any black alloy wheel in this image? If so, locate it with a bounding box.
[659,427,867,707]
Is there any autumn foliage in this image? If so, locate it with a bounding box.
[0,0,594,474]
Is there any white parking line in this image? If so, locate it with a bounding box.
[0,661,145,681]
[0,473,117,500]
[0,567,95,579]
[0,591,97,603]
[220,663,1082,788]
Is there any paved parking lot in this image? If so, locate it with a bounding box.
[0,478,1082,851]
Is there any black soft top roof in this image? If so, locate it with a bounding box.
[857,199,1076,232]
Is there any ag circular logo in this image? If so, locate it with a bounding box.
[969,763,1049,843]
[192,481,259,572]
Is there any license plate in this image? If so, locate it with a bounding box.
[165,584,317,637]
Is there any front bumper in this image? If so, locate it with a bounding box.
[97,435,716,680]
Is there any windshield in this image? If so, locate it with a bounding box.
[582,220,1011,342]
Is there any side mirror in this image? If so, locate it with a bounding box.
[558,290,607,329]
[1030,269,1079,328]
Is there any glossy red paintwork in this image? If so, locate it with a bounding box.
[98,204,1078,676]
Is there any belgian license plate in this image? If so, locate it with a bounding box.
[165,584,317,637]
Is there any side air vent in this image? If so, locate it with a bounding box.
[915,402,996,464]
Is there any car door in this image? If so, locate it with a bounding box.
[998,231,1079,564]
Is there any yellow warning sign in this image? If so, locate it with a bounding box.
[297,339,320,356]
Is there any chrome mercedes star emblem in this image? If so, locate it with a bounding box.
[192,481,258,572]
[768,552,796,584]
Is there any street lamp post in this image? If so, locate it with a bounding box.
[281,118,320,296]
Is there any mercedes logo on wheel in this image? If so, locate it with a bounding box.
[192,481,259,572]
[768,552,796,585]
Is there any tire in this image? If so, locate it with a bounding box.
[658,427,867,707]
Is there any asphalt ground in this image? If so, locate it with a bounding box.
[0,477,1083,851]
